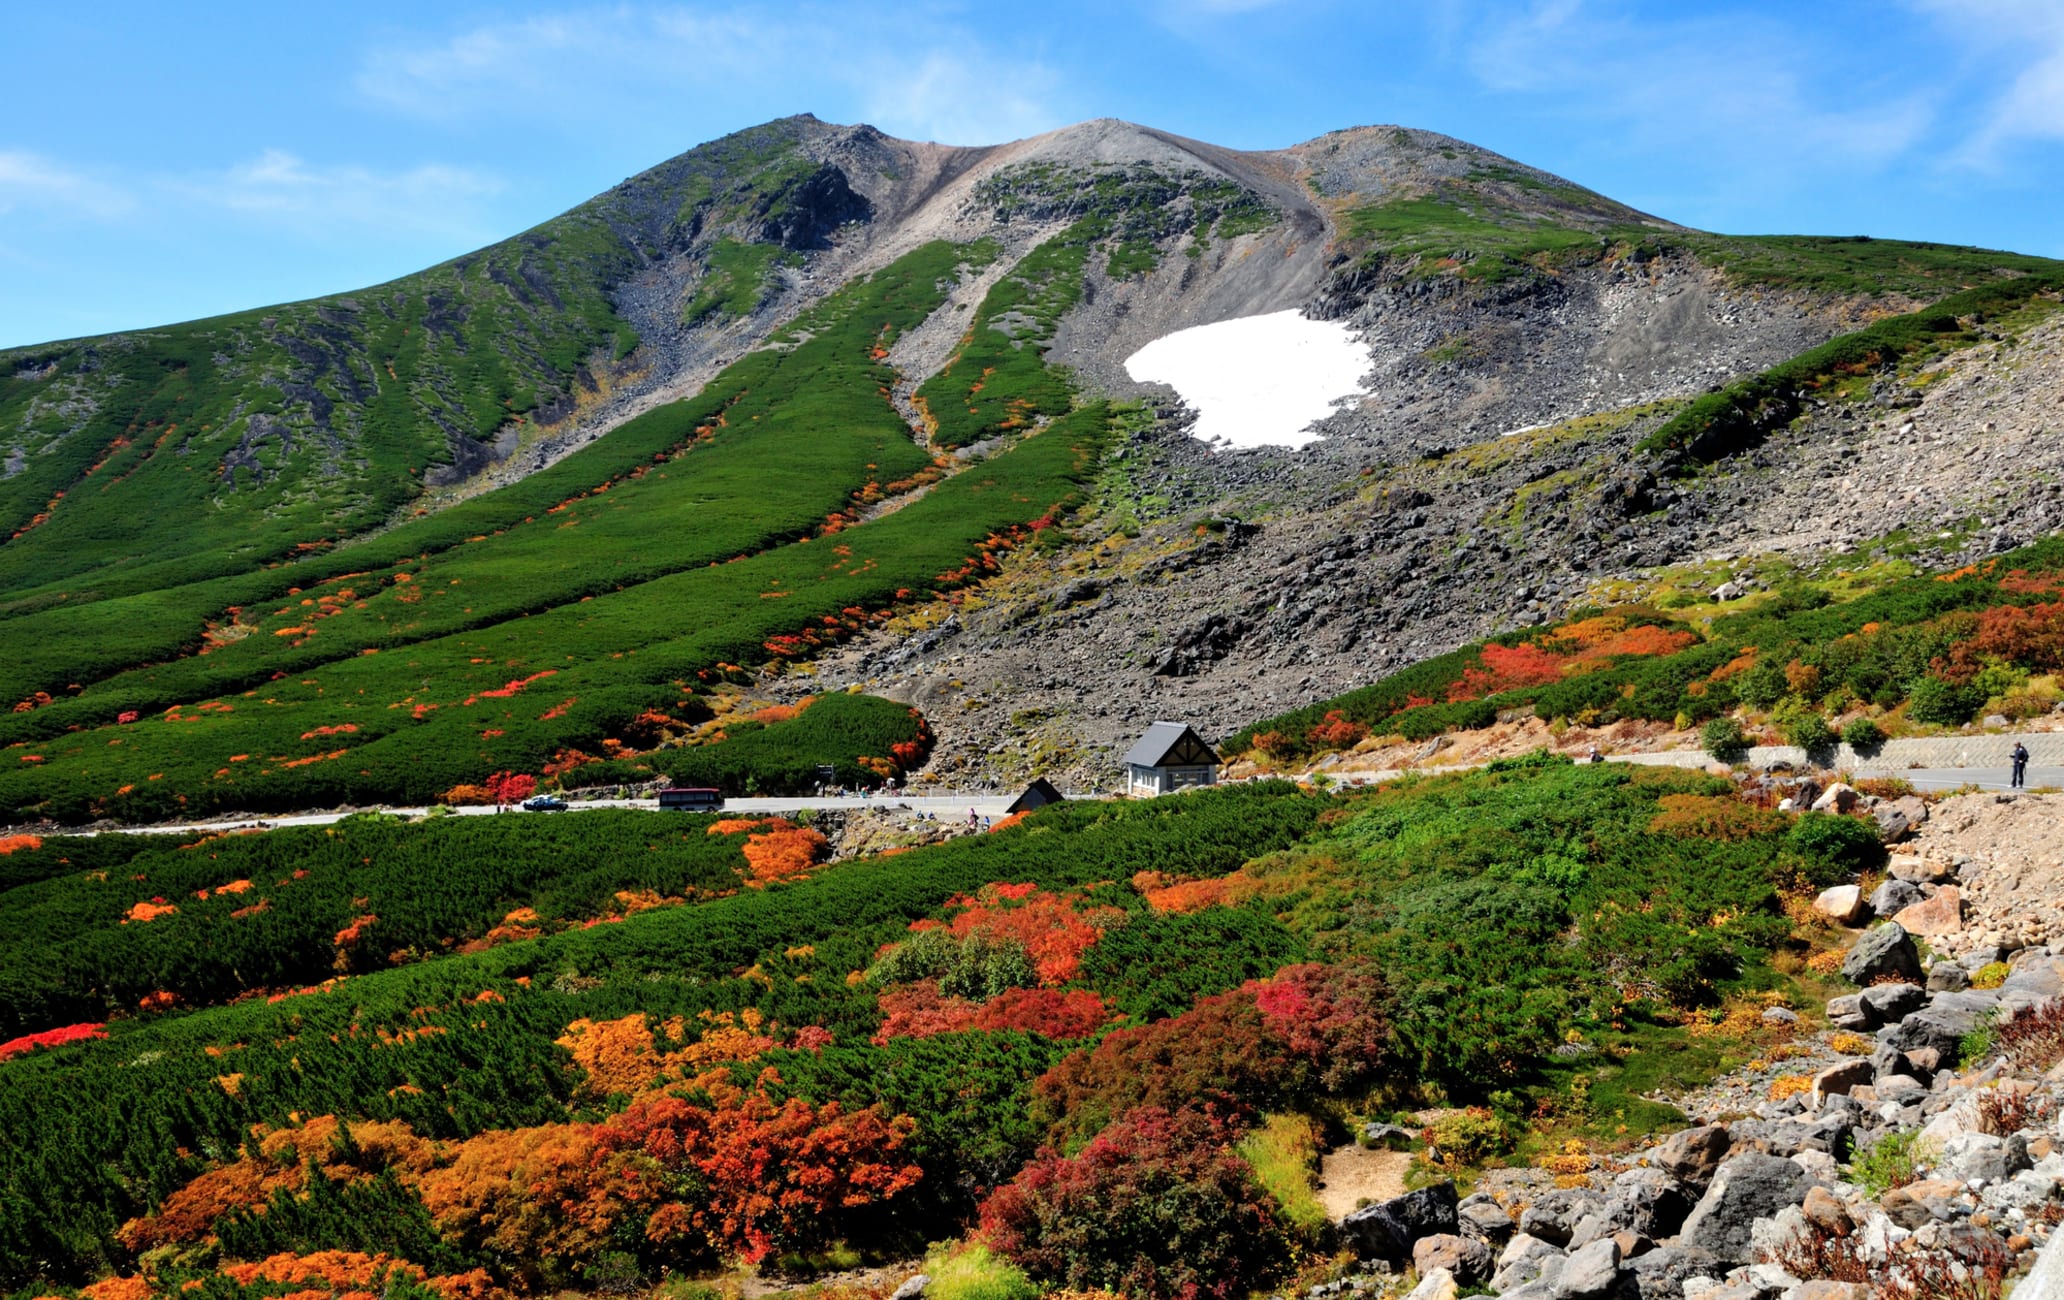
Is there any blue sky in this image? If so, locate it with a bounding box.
[3,0,2061,348]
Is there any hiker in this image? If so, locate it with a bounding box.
[1587,744,1603,765]
[2012,741,2030,789]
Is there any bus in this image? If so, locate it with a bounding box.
[657,787,725,812]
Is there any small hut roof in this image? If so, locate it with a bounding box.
[1122,721,1220,768]
[1006,776,1066,814]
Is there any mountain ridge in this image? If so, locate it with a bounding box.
[2,114,2061,818]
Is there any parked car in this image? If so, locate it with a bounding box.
[521,795,568,812]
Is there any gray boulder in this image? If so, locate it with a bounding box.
[1605,1166,1696,1239]
[1654,1125,1732,1189]
[1676,1152,1812,1264]
[1555,1237,1624,1300]
[1520,1187,1606,1247]
[1860,982,1926,1020]
[1627,1245,1720,1300]
[1341,1181,1459,1263]
[1412,1233,1493,1285]
[1491,1234,1566,1293]
[1824,992,1874,1031]
[1842,923,1922,985]
[1870,878,1923,916]
[1457,1194,1516,1247]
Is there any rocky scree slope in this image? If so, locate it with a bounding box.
[5,115,2057,799]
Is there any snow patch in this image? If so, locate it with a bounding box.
[1124,310,1370,450]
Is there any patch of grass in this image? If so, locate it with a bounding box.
[1343,198,1602,282]
[1235,1113,1330,1235]
[683,238,802,324]
[1848,1129,1931,1197]
[922,1243,1039,1300]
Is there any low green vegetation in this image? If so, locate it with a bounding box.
[683,238,801,323]
[1639,272,2064,463]
[1231,534,2064,764]
[653,692,931,794]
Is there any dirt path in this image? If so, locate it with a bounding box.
[1315,1142,1410,1220]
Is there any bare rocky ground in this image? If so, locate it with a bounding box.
[382,116,2064,789]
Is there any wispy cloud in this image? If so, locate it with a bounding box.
[1910,0,2064,160]
[354,5,1070,145]
[179,149,506,242]
[0,152,133,219]
[1460,1,1933,175]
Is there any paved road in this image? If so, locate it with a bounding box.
[1877,765,2064,793]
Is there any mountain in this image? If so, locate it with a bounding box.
[2,115,2061,821]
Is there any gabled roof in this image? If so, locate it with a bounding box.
[1123,721,1220,768]
[1006,776,1066,815]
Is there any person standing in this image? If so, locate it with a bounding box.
[2011,741,2030,789]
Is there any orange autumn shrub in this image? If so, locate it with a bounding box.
[741,827,829,884]
[946,884,1122,985]
[418,1124,627,1260]
[79,1278,152,1300]
[590,1069,922,1264]
[0,833,42,854]
[558,1013,668,1097]
[708,816,791,836]
[874,983,982,1042]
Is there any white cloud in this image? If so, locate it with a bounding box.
[1460,1,1933,175]
[171,149,506,243]
[1909,0,2064,157]
[0,152,133,219]
[354,5,1071,145]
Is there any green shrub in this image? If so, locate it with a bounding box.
[1840,717,1886,752]
[1701,717,1750,764]
[1907,675,1985,726]
[1847,1129,1930,1197]
[1786,812,1887,884]
[1781,712,1837,756]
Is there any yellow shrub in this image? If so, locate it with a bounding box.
[1972,962,2010,990]
[1768,1075,1813,1102]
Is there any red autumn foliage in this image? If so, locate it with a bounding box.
[590,1068,923,1265]
[1447,641,1567,700]
[979,1105,1289,1300]
[1306,709,1367,750]
[874,982,980,1042]
[0,834,42,855]
[945,884,1119,985]
[1032,962,1390,1138]
[971,987,1112,1039]
[0,1021,107,1061]
[1939,599,2064,681]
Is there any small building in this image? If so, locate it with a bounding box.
[1005,776,1066,815]
[1122,721,1220,797]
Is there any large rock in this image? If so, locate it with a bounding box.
[1842,923,1922,985]
[1813,884,1869,925]
[1491,1234,1565,1294]
[1871,877,1924,917]
[1860,982,1926,1020]
[1627,1245,1720,1300]
[1811,782,1859,813]
[1554,1237,1624,1300]
[1458,1195,1516,1247]
[1892,886,1964,937]
[1605,1166,1696,1239]
[1676,1152,1812,1265]
[1341,1181,1459,1263]
[1873,803,1915,843]
[1520,1187,1605,1247]
[1654,1124,1732,1189]
[1413,1233,1493,1285]
[1810,1059,1874,1109]
[1403,1268,1458,1300]
[1825,992,1874,1031]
